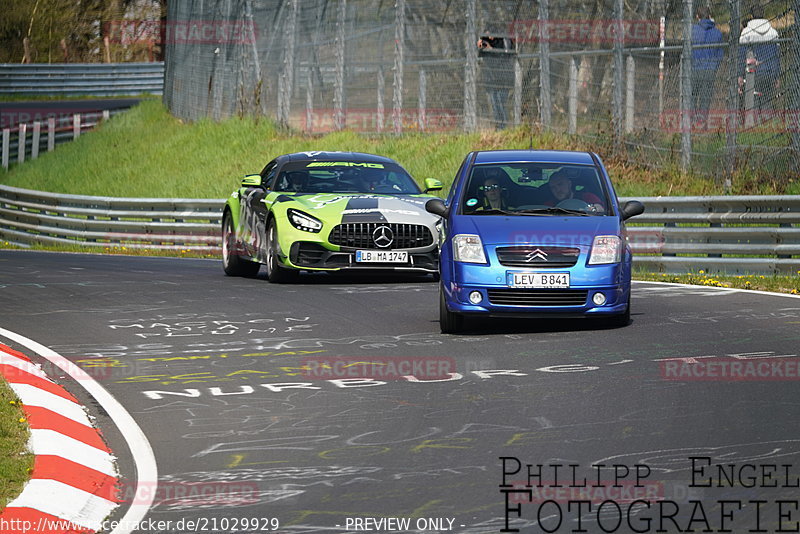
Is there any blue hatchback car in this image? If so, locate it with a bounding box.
[425,150,644,333]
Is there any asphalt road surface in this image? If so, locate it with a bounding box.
[1,250,799,534]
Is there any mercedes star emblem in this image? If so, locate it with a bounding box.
[372,225,394,248]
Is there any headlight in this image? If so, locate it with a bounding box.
[287,209,322,233]
[453,234,487,264]
[588,235,622,265]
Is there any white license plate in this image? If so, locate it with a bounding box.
[508,272,570,288]
[355,250,409,263]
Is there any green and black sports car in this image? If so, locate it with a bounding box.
[222,152,443,282]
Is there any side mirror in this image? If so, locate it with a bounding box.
[242,174,262,187]
[620,200,645,221]
[423,178,443,193]
[425,198,450,218]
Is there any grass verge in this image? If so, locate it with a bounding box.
[0,375,33,508]
[1,100,798,197]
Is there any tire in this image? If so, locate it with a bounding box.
[605,296,631,328]
[222,211,260,277]
[264,219,298,283]
[439,284,463,334]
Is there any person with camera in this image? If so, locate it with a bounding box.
[477,30,515,130]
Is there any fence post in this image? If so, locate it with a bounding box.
[392,0,406,134]
[278,0,298,128]
[625,55,635,133]
[463,0,477,132]
[18,124,26,164]
[73,114,81,140]
[32,122,40,160]
[306,68,314,133]
[47,118,55,152]
[334,0,347,131]
[513,56,522,127]
[377,66,385,132]
[612,0,624,149]
[418,69,427,131]
[2,129,8,170]
[539,0,551,129]
[744,51,755,129]
[568,57,577,135]
[725,0,740,188]
[680,0,694,171]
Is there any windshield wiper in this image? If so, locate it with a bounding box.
[470,208,517,216]
[515,207,590,216]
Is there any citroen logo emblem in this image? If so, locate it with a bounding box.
[525,248,548,262]
[372,225,394,248]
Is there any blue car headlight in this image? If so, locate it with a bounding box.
[287,209,322,233]
[452,234,487,264]
[588,235,622,264]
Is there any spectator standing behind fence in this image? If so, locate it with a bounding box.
[477,30,515,130]
[738,6,781,112]
[691,7,723,129]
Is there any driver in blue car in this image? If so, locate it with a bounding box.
[545,171,605,213]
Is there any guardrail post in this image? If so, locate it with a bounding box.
[625,55,635,133]
[31,122,40,159]
[73,114,81,140]
[568,57,577,135]
[47,118,55,152]
[2,129,8,170]
[418,69,427,131]
[17,124,26,164]
[102,110,110,122]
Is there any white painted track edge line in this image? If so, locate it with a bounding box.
[633,280,800,300]
[0,327,158,534]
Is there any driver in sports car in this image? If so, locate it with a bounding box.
[545,170,605,213]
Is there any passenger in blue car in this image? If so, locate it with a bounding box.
[545,171,605,213]
[478,176,512,211]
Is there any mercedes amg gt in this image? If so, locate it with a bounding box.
[222,152,443,282]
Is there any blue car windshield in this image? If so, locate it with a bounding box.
[274,161,422,194]
[463,163,609,216]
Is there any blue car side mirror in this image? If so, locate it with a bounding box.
[425,198,450,218]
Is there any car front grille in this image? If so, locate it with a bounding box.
[487,289,588,307]
[329,223,434,249]
[496,246,580,268]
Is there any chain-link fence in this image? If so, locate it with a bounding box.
[162,0,799,182]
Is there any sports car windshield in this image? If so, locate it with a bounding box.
[274,161,422,195]
[462,163,610,216]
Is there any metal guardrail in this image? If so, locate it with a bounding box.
[0,63,164,96]
[0,185,222,253]
[1,185,799,273]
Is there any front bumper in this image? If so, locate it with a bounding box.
[442,261,630,316]
[288,242,438,273]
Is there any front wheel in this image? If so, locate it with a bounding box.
[264,219,298,283]
[222,211,260,277]
[439,284,463,334]
[604,296,631,328]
